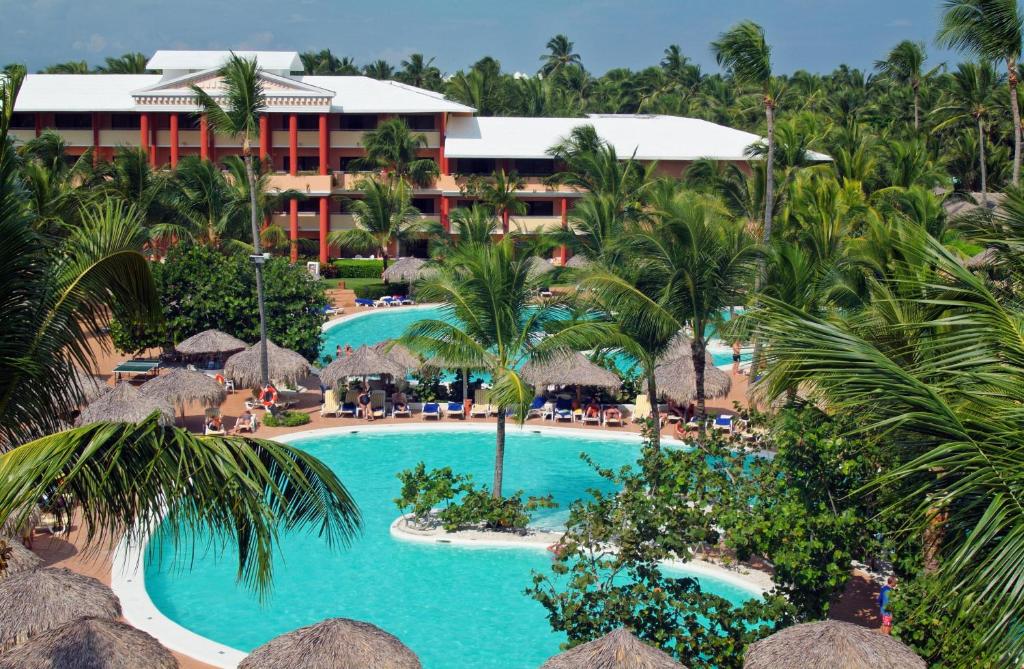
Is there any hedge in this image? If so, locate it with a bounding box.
[263,410,312,427]
[353,283,410,300]
[331,259,384,278]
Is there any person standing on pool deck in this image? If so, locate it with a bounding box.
[878,575,897,634]
[732,340,742,375]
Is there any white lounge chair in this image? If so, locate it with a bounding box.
[446,401,465,419]
[581,407,602,425]
[603,407,624,427]
[469,390,491,418]
[204,408,226,435]
[370,390,387,419]
[233,413,258,433]
[321,389,340,417]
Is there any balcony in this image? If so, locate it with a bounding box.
[270,212,320,232]
[265,174,333,195]
[271,130,321,149]
[9,129,35,144]
[509,216,562,234]
[37,129,92,146]
[99,130,140,147]
[155,130,202,148]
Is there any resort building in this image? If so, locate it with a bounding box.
[10,50,816,263]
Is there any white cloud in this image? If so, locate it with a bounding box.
[72,33,107,53]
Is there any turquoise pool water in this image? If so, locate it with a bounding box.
[321,306,749,369]
[144,429,761,668]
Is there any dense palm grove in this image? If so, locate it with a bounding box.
[2,1,1024,667]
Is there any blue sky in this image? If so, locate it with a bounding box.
[1,0,957,75]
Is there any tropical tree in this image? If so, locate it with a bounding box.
[300,49,349,75]
[95,52,149,74]
[94,147,175,238]
[426,204,499,258]
[933,61,1001,201]
[42,60,89,74]
[874,41,933,131]
[539,34,583,77]
[397,54,442,90]
[357,118,439,187]
[546,193,625,263]
[363,59,394,80]
[938,0,1024,185]
[463,168,525,234]
[327,177,423,270]
[190,53,272,388]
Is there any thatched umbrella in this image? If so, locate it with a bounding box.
[654,352,731,403]
[76,383,175,428]
[380,257,435,284]
[140,368,227,420]
[72,369,107,404]
[0,537,42,578]
[371,340,421,374]
[527,255,556,279]
[225,341,311,389]
[521,351,621,401]
[239,617,421,669]
[175,329,248,355]
[566,254,591,269]
[743,620,925,669]
[540,628,685,668]
[0,617,177,669]
[965,247,998,270]
[0,568,121,651]
[319,345,407,389]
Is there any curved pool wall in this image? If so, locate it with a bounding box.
[112,424,768,669]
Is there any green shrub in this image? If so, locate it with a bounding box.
[394,463,468,523]
[332,259,384,278]
[262,410,312,427]
[353,283,409,299]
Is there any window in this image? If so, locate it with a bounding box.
[514,159,554,176]
[178,113,201,129]
[340,114,378,130]
[524,200,554,216]
[53,113,92,129]
[297,156,320,172]
[110,113,140,130]
[296,198,318,213]
[296,115,319,130]
[411,198,436,214]
[453,158,495,175]
[9,113,35,129]
[401,114,436,131]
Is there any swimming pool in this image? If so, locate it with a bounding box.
[142,427,762,668]
[321,305,749,369]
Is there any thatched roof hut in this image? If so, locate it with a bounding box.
[540,628,685,668]
[565,254,591,269]
[0,568,121,651]
[319,345,407,388]
[0,538,42,578]
[654,338,731,403]
[381,257,435,284]
[75,383,175,428]
[72,369,107,404]
[521,352,621,391]
[225,341,311,389]
[175,329,248,355]
[371,341,421,374]
[238,618,421,669]
[0,617,177,669]
[140,368,227,414]
[743,620,925,669]
[965,247,999,270]
[527,255,556,279]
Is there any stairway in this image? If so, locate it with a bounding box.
[326,286,357,309]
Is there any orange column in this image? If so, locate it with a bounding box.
[440,196,450,232]
[289,198,299,263]
[139,112,150,155]
[259,114,270,164]
[199,115,209,161]
[439,112,448,175]
[318,113,329,175]
[501,208,510,236]
[319,196,330,264]
[558,197,568,266]
[169,113,179,167]
[91,112,100,166]
[289,114,298,176]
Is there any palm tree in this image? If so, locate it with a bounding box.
[95,52,149,74]
[327,177,422,270]
[161,156,247,249]
[426,204,500,258]
[465,169,526,234]
[539,34,583,77]
[190,53,272,388]
[874,41,931,131]
[94,147,175,240]
[400,239,604,496]
[300,49,345,75]
[933,62,1001,202]
[397,54,442,90]
[546,193,625,263]
[42,61,89,74]
[357,118,439,187]
[938,0,1024,185]
[363,60,394,80]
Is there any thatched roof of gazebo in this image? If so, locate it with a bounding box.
[381,257,435,284]
[371,341,421,373]
[175,329,248,355]
[0,538,42,578]
[521,351,621,390]
[540,628,685,669]
[965,247,999,270]
[565,254,591,269]
[527,255,556,279]
[72,370,106,404]
[654,338,731,403]
[75,383,175,427]
[743,620,925,669]
[224,341,311,389]
[238,618,421,669]
[140,368,227,411]
[0,617,177,669]
[319,345,408,388]
[0,568,121,651]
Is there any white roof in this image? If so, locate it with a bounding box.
[446,114,831,162]
[147,50,302,72]
[299,76,473,114]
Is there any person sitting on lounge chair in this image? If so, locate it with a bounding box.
[231,410,255,434]
[392,390,408,413]
[205,415,224,434]
[358,389,374,421]
[585,399,600,419]
[603,406,622,423]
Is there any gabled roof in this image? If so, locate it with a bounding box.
[14,74,155,112]
[445,114,831,162]
[299,76,474,114]
[132,68,335,112]
[147,50,302,72]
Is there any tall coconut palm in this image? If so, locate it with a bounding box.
[938,0,1024,185]
[546,193,625,263]
[397,54,442,90]
[466,169,526,235]
[300,49,345,75]
[933,62,1002,203]
[357,118,439,187]
[161,156,246,249]
[363,60,394,80]
[190,53,272,387]
[400,239,605,497]
[327,177,423,271]
[95,52,149,74]
[539,34,583,77]
[41,61,89,74]
[94,147,175,237]
[426,204,500,259]
[874,41,932,131]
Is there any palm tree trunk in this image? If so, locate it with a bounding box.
[493,407,506,498]
[978,116,988,206]
[913,82,920,132]
[646,374,661,450]
[461,368,468,402]
[1009,59,1021,186]
[244,152,271,388]
[692,338,707,418]
[749,100,776,378]
[502,208,510,236]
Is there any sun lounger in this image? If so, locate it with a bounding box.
[552,398,573,422]
[631,395,652,423]
[446,401,465,419]
[526,396,546,419]
[204,408,226,435]
[470,389,491,418]
[603,407,624,427]
[581,408,601,425]
[400,297,415,305]
[355,298,376,307]
[321,389,340,417]
[392,402,411,418]
[370,390,386,419]
[713,414,733,433]
[422,402,441,420]
[339,402,357,418]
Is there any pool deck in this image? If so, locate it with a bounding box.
[19,328,881,667]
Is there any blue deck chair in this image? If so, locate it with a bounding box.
[355,298,375,307]
[526,396,546,419]
[553,397,573,422]
[422,402,441,420]
[446,401,465,419]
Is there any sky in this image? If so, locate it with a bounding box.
[0,0,959,76]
